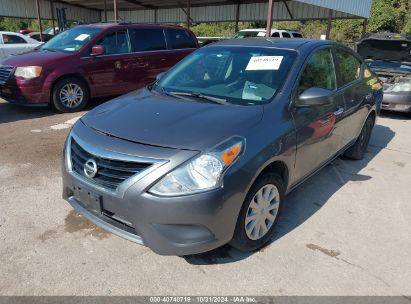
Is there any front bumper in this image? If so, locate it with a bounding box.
[381,92,411,113]
[62,122,247,256]
[0,77,51,105]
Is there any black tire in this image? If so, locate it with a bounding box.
[52,77,89,113]
[230,173,284,252]
[344,116,374,160]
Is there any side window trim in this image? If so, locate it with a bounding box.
[334,46,364,90]
[166,28,197,50]
[291,46,337,104]
[2,34,27,44]
[129,27,168,53]
[85,29,131,58]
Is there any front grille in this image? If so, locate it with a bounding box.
[0,66,13,85]
[70,139,152,191]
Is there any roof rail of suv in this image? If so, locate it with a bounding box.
[84,21,185,28]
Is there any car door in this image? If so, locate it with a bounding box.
[128,27,170,90]
[334,48,371,147]
[292,47,346,182]
[82,29,134,97]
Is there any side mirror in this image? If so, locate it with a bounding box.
[91,45,105,57]
[297,87,333,107]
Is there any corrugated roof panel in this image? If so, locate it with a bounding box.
[294,0,372,18]
[0,0,100,22]
[0,0,371,24]
[110,1,359,23]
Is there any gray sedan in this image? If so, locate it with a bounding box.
[62,38,379,255]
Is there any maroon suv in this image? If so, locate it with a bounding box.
[0,23,198,112]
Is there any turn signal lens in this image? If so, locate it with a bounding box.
[220,143,242,166]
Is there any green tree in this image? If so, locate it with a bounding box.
[0,17,53,33]
[368,0,410,33]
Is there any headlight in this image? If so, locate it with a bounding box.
[150,136,245,196]
[14,66,42,79]
[391,83,411,92]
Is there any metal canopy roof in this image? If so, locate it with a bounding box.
[0,0,372,23]
[61,0,265,11]
[61,0,287,11]
[58,0,372,18]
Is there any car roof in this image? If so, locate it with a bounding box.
[239,29,266,32]
[239,29,302,33]
[208,38,332,51]
[0,31,25,36]
[78,23,187,30]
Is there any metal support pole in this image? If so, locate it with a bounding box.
[187,0,191,28]
[326,9,333,40]
[114,0,119,23]
[235,3,240,33]
[362,18,368,38]
[104,0,107,22]
[265,0,274,38]
[35,0,44,42]
[154,9,158,23]
[50,0,56,35]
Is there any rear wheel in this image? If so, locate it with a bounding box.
[52,77,89,113]
[230,173,284,252]
[344,116,374,160]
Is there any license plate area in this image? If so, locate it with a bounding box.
[73,185,102,214]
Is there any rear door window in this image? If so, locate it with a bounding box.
[271,32,280,38]
[131,28,167,52]
[167,29,196,49]
[2,34,27,44]
[335,49,362,87]
[96,30,130,55]
[297,48,337,95]
[282,32,291,38]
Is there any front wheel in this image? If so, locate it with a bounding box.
[52,77,89,113]
[230,173,284,252]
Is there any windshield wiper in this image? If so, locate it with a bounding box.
[168,91,228,105]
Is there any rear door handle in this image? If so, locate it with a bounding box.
[334,107,344,116]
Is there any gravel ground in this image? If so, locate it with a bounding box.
[0,99,410,296]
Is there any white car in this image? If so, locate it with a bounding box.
[233,29,303,39]
[0,31,42,59]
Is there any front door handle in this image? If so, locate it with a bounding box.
[334,107,344,116]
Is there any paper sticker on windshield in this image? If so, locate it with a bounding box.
[64,47,75,51]
[75,34,90,41]
[246,56,283,71]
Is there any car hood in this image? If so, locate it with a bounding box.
[0,49,70,66]
[81,89,264,151]
[356,35,411,63]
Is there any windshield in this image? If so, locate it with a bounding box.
[41,27,101,52]
[157,47,296,105]
[367,61,411,73]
